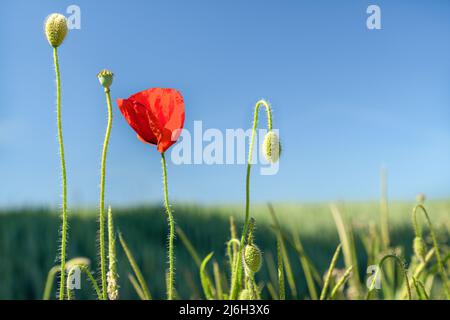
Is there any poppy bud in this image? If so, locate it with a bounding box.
[238,289,252,300]
[413,236,426,261]
[416,193,426,204]
[244,244,262,273]
[263,131,281,163]
[97,69,114,90]
[44,13,68,48]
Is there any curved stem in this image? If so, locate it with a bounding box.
[412,204,449,298]
[227,238,240,273]
[161,153,175,300]
[66,266,102,300]
[43,266,60,300]
[366,254,411,300]
[53,47,68,301]
[98,88,113,300]
[230,99,272,299]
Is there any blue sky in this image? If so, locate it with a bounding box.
[1,0,450,206]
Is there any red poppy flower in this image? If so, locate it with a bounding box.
[117,88,185,153]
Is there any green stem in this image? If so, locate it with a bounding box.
[43,266,60,300]
[98,88,113,300]
[320,244,342,300]
[277,236,285,300]
[66,266,102,300]
[412,204,449,298]
[119,233,152,300]
[329,266,353,300]
[366,254,411,300]
[230,99,272,300]
[161,153,175,300]
[53,47,68,301]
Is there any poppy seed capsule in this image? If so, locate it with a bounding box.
[244,244,262,273]
[263,131,281,163]
[238,289,252,300]
[44,13,68,48]
[413,236,426,261]
[97,69,114,89]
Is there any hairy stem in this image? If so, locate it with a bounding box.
[230,99,272,299]
[98,88,113,300]
[161,153,175,300]
[54,47,68,301]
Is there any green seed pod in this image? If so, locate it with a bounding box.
[413,236,426,261]
[263,131,281,163]
[97,69,114,90]
[44,13,68,48]
[244,244,262,273]
[238,289,252,300]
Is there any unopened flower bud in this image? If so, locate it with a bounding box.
[44,13,68,48]
[244,244,262,273]
[263,131,281,163]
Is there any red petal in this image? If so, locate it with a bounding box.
[117,88,185,153]
[116,98,158,145]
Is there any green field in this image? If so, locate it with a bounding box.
[0,201,449,300]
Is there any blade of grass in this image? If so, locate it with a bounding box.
[292,231,319,299]
[329,266,353,300]
[330,204,361,295]
[177,226,216,296]
[277,236,285,300]
[320,244,342,300]
[128,274,146,300]
[118,233,152,300]
[268,203,297,299]
[200,252,215,300]
[266,282,278,300]
[213,261,224,300]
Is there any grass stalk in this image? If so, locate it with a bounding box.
[320,244,342,300]
[118,233,152,300]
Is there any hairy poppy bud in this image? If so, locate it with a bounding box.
[97,69,114,90]
[263,131,281,163]
[65,257,90,270]
[45,13,68,48]
[244,244,262,273]
[238,289,251,300]
[413,237,426,261]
